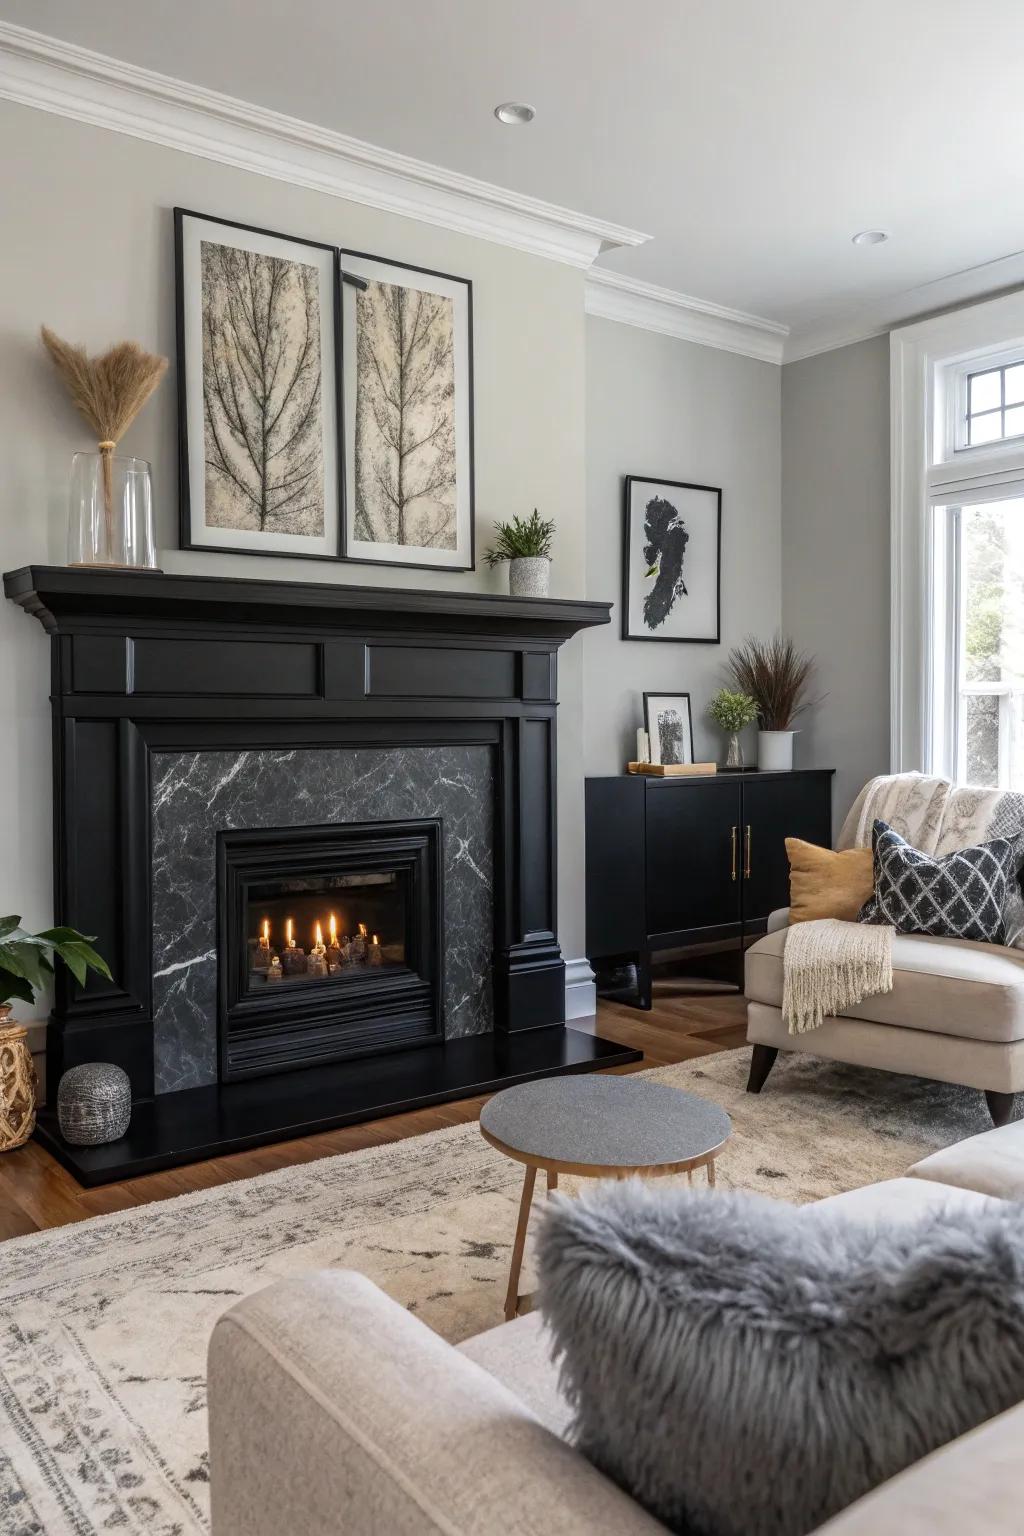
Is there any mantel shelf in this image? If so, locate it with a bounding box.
[3,565,612,643]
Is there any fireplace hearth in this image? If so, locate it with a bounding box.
[4,566,642,1184]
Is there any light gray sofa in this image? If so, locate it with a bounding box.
[745,906,1024,1125]
[208,1119,1024,1535]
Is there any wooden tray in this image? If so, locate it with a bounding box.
[626,762,718,777]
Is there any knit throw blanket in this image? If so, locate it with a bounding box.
[782,918,894,1034]
[783,771,1024,1034]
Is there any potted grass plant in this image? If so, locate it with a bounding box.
[728,634,818,771]
[484,510,555,597]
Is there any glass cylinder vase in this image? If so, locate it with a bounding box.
[725,732,744,770]
[68,452,157,570]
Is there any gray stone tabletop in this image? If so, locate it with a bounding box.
[479,1074,730,1170]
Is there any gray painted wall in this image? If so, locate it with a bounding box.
[584,317,782,772]
[0,98,589,1016]
[781,335,891,826]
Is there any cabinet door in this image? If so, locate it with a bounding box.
[645,780,743,940]
[742,775,832,923]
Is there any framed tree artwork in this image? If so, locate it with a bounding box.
[175,209,343,560]
[643,692,694,766]
[338,249,474,571]
[622,476,721,642]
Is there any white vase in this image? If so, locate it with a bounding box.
[508,557,550,597]
[758,730,795,771]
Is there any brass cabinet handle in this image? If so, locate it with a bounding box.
[730,825,738,882]
[744,825,752,879]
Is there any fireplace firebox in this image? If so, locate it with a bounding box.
[218,820,443,1081]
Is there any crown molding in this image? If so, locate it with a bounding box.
[783,322,889,364]
[585,268,788,364]
[0,21,650,269]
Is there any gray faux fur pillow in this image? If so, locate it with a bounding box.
[537,1180,1024,1536]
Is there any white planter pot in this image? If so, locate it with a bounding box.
[758,730,795,771]
[508,557,550,598]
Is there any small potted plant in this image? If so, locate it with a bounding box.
[0,914,111,1151]
[728,634,818,771]
[707,688,759,770]
[484,510,555,597]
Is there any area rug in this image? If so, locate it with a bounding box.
[0,1049,1001,1535]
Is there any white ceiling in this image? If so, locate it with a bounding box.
[3,0,1024,358]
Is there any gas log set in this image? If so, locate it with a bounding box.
[249,913,394,986]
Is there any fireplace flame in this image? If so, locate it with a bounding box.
[358,921,367,937]
[328,912,338,944]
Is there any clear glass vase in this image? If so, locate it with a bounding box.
[725,732,744,770]
[68,452,157,569]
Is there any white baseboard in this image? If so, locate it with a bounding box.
[564,957,597,1021]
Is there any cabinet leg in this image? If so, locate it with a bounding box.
[734,940,746,992]
[746,1044,779,1094]
[636,952,653,1010]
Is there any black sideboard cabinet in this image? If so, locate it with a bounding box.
[585,769,835,1007]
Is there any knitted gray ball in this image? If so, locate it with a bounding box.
[57,1062,132,1146]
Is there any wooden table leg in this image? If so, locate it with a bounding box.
[547,1169,558,1194]
[707,1158,716,1187]
[505,1165,537,1321]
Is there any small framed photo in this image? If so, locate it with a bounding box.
[338,248,475,571]
[622,476,721,642]
[175,209,343,561]
[644,692,695,766]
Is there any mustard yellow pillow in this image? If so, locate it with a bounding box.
[786,839,874,925]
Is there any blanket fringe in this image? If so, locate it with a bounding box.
[782,919,894,1034]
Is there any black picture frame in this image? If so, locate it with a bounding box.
[174,207,345,563]
[337,246,475,573]
[622,475,722,643]
[643,691,695,766]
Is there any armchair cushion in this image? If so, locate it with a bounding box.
[745,927,1024,1043]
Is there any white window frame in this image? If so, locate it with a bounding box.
[890,290,1024,776]
[944,344,1024,455]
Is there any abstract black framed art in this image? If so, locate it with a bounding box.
[622,475,721,642]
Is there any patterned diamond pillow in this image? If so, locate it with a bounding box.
[860,819,1021,943]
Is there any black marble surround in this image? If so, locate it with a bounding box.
[152,745,494,1092]
[4,567,642,1182]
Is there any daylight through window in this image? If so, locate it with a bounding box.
[966,363,1024,446]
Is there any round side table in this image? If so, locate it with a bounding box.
[479,1074,731,1320]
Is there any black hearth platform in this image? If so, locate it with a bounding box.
[34,1026,642,1187]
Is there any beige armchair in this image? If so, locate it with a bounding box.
[744,910,1024,1126]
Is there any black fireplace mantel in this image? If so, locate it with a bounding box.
[3,565,612,642]
[5,564,636,1183]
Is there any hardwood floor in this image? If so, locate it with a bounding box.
[0,985,748,1239]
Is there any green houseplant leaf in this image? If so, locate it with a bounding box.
[0,971,35,1006]
[0,915,111,1010]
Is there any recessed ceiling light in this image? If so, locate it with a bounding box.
[852,229,890,246]
[494,101,536,126]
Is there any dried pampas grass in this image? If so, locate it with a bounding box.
[41,326,168,540]
[728,633,820,731]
